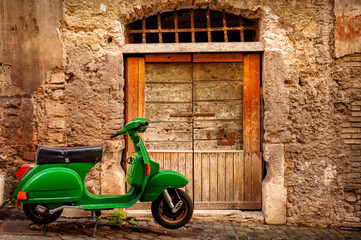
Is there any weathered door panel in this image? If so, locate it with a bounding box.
[126,53,261,210]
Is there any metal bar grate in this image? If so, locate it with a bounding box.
[127,8,259,44]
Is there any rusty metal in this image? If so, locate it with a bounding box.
[239,16,244,42]
[127,26,257,34]
[170,112,215,117]
[170,113,193,117]
[127,8,259,44]
[174,9,179,43]
[190,9,195,43]
[157,12,162,43]
[217,133,235,146]
[206,7,211,42]
[222,11,228,42]
[142,17,146,43]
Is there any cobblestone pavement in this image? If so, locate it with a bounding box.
[0,217,360,240]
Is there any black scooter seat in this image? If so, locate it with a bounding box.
[36,146,103,165]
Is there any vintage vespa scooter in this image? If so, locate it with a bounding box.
[13,117,193,229]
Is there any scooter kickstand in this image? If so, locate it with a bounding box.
[92,210,101,237]
[42,224,48,236]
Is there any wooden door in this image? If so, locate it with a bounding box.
[125,53,261,210]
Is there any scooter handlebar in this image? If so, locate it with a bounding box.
[110,129,126,139]
[138,121,149,127]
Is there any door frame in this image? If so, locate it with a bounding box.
[124,53,262,210]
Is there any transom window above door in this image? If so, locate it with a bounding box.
[126,8,259,43]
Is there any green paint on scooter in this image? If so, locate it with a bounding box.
[13,117,189,210]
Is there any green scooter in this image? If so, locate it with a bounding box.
[13,117,193,229]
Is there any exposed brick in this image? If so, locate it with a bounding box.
[341,128,361,133]
[48,118,66,129]
[345,139,361,144]
[45,103,67,117]
[351,101,361,106]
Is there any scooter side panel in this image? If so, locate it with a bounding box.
[140,170,189,202]
[21,168,83,203]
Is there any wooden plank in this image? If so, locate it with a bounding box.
[193,101,243,120]
[252,152,262,202]
[145,54,192,62]
[146,83,192,102]
[194,140,243,151]
[178,153,186,177]
[244,152,252,201]
[171,152,179,173]
[194,201,261,210]
[193,62,243,81]
[193,53,243,62]
[217,153,226,201]
[146,103,192,122]
[234,152,244,201]
[225,153,234,201]
[149,150,242,153]
[243,54,261,152]
[178,152,186,191]
[209,152,218,201]
[145,141,192,151]
[145,63,192,83]
[185,152,193,200]
[201,153,210,201]
[145,122,192,142]
[193,81,242,101]
[158,152,164,170]
[164,152,171,170]
[194,153,202,202]
[138,58,145,117]
[125,57,145,157]
[193,126,243,140]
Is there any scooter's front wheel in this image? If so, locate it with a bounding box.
[151,189,193,229]
[23,204,63,224]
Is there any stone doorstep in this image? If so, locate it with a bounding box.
[129,210,265,224]
[62,208,264,224]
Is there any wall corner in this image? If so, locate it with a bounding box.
[262,143,287,224]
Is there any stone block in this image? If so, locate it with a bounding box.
[45,103,67,117]
[100,140,125,195]
[52,90,64,101]
[48,118,66,129]
[262,144,287,224]
[48,132,65,143]
[50,72,66,84]
[0,173,4,207]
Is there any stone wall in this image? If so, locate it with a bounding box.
[0,0,360,228]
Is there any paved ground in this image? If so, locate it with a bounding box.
[0,206,360,239]
[0,217,361,240]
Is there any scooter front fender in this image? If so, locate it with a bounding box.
[140,170,188,202]
[20,167,83,204]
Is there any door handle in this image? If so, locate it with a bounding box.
[170,113,215,117]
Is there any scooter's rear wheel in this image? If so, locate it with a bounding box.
[151,189,193,229]
[23,204,63,224]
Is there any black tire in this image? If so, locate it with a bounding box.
[151,189,193,229]
[23,204,63,224]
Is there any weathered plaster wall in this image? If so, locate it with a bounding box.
[334,0,361,58]
[0,0,360,228]
[39,0,126,195]
[0,0,63,201]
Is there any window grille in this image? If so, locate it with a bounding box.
[126,8,259,44]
